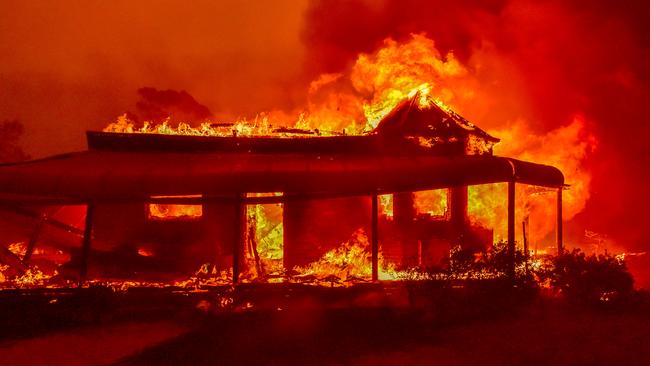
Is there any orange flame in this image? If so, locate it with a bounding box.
[147,196,203,220]
[469,117,596,243]
[99,33,597,282]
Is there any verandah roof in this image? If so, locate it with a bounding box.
[0,150,563,204]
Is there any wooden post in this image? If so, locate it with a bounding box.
[449,186,468,229]
[557,188,563,255]
[79,204,95,286]
[522,220,528,277]
[507,181,516,280]
[394,192,417,267]
[371,193,379,282]
[233,194,244,284]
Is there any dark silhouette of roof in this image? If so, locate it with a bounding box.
[0,150,562,204]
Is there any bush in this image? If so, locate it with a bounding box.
[423,243,635,305]
[539,249,634,304]
[437,241,530,282]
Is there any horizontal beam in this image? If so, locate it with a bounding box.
[0,182,568,207]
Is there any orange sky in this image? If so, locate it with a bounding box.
[0,0,309,157]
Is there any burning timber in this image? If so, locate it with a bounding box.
[0,93,564,289]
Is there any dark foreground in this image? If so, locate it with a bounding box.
[1,284,649,365]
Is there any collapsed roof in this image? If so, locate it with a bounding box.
[374,92,499,143]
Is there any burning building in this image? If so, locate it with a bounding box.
[0,92,564,286]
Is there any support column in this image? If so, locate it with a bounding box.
[449,186,468,230]
[394,192,417,267]
[371,193,379,282]
[507,181,516,279]
[233,194,244,284]
[522,219,529,277]
[79,203,95,286]
[557,188,563,255]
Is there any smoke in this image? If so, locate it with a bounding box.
[0,119,29,163]
[0,0,309,155]
[132,87,212,123]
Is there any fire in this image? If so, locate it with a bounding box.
[173,264,231,288]
[414,190,448,217]
[292,230,374,284]
[105,114,282,137]
[469,117,596,243]
[291,229,419,285]
[104,35,471,137]
[148,196,203,220]
[0,264,56,288]
[350,34,470,128]
[97,33,597,284]
[378,194,393,218]
[11,267,56,288]
[137,247,154,257]
[243,196,284,278]
[7,241,27,257]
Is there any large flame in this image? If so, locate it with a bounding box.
[292,229,418,285]
[469,117,596,244]
[243,196,284,279]
[98,34,597,285]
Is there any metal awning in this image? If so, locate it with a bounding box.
[0,149,563,204]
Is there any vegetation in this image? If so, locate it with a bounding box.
[428,243,636,305]
[539,249,634,304]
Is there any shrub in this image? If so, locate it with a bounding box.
[539,249,634,304]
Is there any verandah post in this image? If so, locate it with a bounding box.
[557,187,563,255]
[371,193,379,282]
[507,181,516,280]
[79,203,95,285]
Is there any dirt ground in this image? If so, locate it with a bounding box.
[1,299,648,366]
[0,320,190,366]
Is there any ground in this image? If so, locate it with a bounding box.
[1,293,648,366]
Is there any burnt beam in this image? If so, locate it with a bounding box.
[449,186,468,228]
[232,194,245,284]
[79,204,95,285]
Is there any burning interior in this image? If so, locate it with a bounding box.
[0,91,564,288]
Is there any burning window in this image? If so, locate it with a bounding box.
[147,196,203,220]
[378,194,394,219]
[413,189,448,217]
[245,193,284,278]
